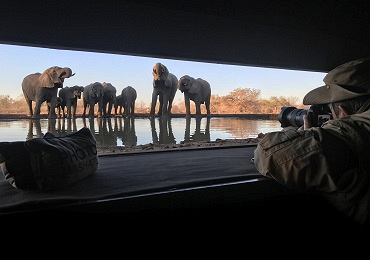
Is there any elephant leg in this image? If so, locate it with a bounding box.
[167,99,173,115]
[185,97,191,118]
[82,101,88,117]
[48,96,58,119]
[97,99,103,118]
[124,103,130,118]
[62,106,66,118]
[72,104,76,118]
[195,102,202,116]
[131,102,135,117]
[66,101,72,118]
[161,94,169,117]
[66,105,72,119]
[150,92,158,117]
[25,99,33,117]
[102,101,107,116]
[158,94,164,116]
[107,102,113,117]
[205,97,211,116]
[88,102,94,118]
[32,99,43,118]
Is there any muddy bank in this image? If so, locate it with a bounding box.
[97,134,266,155]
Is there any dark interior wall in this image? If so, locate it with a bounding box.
[1,1,370,72]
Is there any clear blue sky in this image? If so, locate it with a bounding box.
[0,43,326,106]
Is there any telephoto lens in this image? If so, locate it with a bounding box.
[278,106,308,127]
[278,105,332,128]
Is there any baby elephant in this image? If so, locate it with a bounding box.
[47,97,63,118]
[114,94,123,115]
[58,86,84,118]
[178,75,211,117]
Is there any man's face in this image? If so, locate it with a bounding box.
[329,103,349,119]
[328,103,338,120]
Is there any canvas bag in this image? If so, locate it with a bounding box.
[0,127,98,191]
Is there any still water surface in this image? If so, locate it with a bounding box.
[0,117,282,146]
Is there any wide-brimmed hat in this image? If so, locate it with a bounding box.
[303,58,370,105]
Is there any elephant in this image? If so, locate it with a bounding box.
[22,66,75,119]
[178,75,211,117]
[121,86,137,118]
[82,82,104,118]
[58,85,84,118]
[102,82,117,117]
[150,62,178,117]
[114,94,123,115]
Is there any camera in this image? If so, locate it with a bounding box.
[278,104,332,127]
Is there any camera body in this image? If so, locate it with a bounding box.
[278,104,332,128]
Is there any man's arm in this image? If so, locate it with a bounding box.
[254,127,355,192]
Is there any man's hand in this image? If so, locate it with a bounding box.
[298,114,312,130]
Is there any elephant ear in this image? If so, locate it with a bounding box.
[38,68,55,88]
[165,74,173,88]
[189,79,201,94]
[65,87,75,100]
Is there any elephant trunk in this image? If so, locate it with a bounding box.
[60,68,75,79]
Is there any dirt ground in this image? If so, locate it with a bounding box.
[97,133,266,155]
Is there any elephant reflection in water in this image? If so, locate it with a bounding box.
[184,116,210,143]
[26,119,44,140]
[96,118,118,146]
[82,117,97,142]
[57,118,78,136]
[117,117,137,147]
[46,118,78,137]
[82,118,114,147]
[26,118,78,141]
[82,117,113,147]
[150,117,175,145]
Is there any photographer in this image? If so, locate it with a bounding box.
[254,58,370,227]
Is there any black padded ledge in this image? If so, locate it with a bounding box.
[0,146,359,232]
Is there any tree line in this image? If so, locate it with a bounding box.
[0,88,307,115]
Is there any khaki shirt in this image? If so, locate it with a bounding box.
[254,101,370,225]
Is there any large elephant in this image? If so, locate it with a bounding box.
[82,82,104,118]
[178,75,211,117]
[22,66,75,119]
[121,86,137,118]
[150,63,178,117]
[58,85,84,118]
[102,82,117,117]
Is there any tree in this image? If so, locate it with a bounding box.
[224,88,261,113]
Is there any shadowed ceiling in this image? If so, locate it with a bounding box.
[1,0,370,72]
